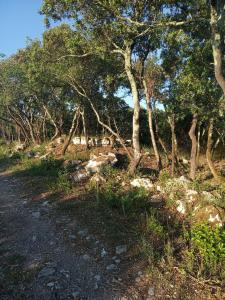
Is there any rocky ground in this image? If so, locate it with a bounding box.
[0,170,154,300]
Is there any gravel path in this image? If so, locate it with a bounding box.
[0,171,133,300]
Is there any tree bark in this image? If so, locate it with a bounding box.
[143,79,161,169]
[196,124,201,168]
[211,0,225,95]
[206,118,224,182]
[81,108,88,149]
[124,46,142,173]
[189,114,198,180]
[168,115,177,177]
[43,104,61,141]
[62,108,80,155]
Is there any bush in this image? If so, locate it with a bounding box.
[50,170,72,193]
[99,184,149,216]
[183,223,225,279]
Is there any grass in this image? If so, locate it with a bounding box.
[0,142,225,294]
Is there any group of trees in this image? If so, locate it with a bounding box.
[1,0,225,181]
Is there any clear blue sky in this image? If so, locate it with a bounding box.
[0,0,45,57]
[0,0,137,107]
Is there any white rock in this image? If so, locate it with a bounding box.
[148,287,155,296]
[83,254,90,260]
[94,275,101,281]
[72,136,81,145]
[186,189,198,202]
[116,245,127,255]
[130,178,154,190]
[32,211,40,219]
[102,137,110,146]
[176,200,186,214]
[71,170,90,183]
[85,152,117,173]
[101,248,107,257]
[106,264,117,271]
[14,143,26,151]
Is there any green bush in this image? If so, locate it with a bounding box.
[23,157,63,177]
[99,185,149,216]
[184,223,225,279]
[50,170,72,193]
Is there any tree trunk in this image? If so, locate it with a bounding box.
[189,114,198,180]
[210,1,225,95]
[168,115,176,177]
[155,121,169,164]
[43,104,61,141]
[124,46,142,174]
[62,108,80,155]
[143,79,161,169]
[196,124,201,168]
[81,108,88,150]
[206,118,224,182]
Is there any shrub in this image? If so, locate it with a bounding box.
[99,184,149,216]
[183,223,225,279]
[50,170,72,193]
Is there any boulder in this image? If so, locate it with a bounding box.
[80,136,87,145]
[63,160,82,170]
[14,143,26,151]
[102,137,110,147]
[70,169,90,183]
[90,173,106,184]
[55,136,65,144]
[72,136,81,145]
[26,151,35,158]
[193,205,224,227]
[130,178,154,190]
[85,152,117,173]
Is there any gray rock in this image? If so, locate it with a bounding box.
[78,229,88,237]
[116,245,127,255]
[101,248,107,257]
[32,235,37,242]
[106,264,117,271]
[69,234,76,240]
[148,287,155,296]
[46,282,55,288]
[38,267,55,278]
[94,275,101,281]
[72,291,80,299]
[32,211,40,219]
[83,254,90,261]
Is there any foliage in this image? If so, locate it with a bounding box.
[183,223,225,279]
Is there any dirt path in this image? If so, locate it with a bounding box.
[0,171,137,300]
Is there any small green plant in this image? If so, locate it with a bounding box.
[184,223,225,279]
[159,169,171,185]
[139,237,156,263]
[51,170,72,193]
[146,214,165,238]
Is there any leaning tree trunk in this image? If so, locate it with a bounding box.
[206,118,224,182]
[143,79,161,170]
[62,108,80,155]
[155,121,169,164]
[43,105,61,141]
[189,114,198,180]
[124,46,142,174]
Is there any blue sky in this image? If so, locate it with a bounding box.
[0,0,45,57]
[0,0,137,106]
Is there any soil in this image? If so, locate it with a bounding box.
[0,160,223,300]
